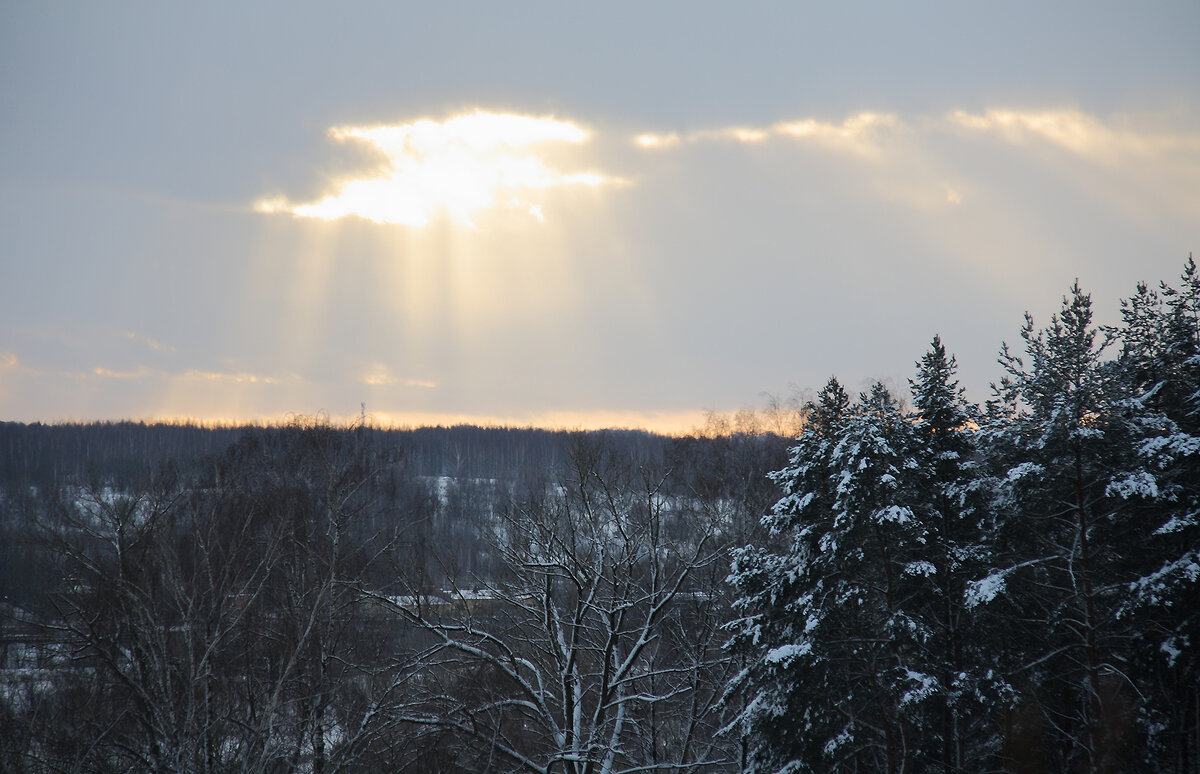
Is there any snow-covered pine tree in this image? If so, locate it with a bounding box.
[726,377,851,774]
[979,282,1140,773]
[1110,256,1200,769]
[728,378,943,773]
[907,336,1001,772]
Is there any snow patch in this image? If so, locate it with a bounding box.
[965,570,1008,608]
[1155,511,1198,535]
[1161,637,1183,666]
[875,505,913,524]
[901,670,938,707]
[904,560,937,578]
[823,727,853,756]
[1005,462,1043,484]
[1141,433,1200,459]
[1106,470,1159,499]
[765,642,811,664]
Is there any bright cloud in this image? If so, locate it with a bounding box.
[632,107,1200,221]
[728,127,770,144]
[258,111,617,228]
[178,370,279,384]
[92,366,152,380]
[948,108,1200,221]
[633,112,902,158]
[772,112,900,157]
[947,108,1200,162]
[635,132,681,149]
[632,108,1200,168]
[89,365,278,384]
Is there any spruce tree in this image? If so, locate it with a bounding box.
[983,282,1137,773]
[727,377,852,773]
[729,379,941,773]
[908,336,999,771]
[1111,256,1200,770]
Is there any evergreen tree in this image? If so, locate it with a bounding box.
[1110,256,1200,770]
[982,282,1140,773]
[907,336,1001,771]
[726,377,851,773]
[729,379,946,773]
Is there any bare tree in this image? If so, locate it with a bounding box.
[21,419,425,773]
[379,434,735,773]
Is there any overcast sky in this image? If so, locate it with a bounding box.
[2,2,1198,432]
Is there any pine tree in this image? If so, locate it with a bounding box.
[727,377,851,773]
[729,379,943,773]
[728,267,1199,773]
[983,282,1139,773]
[907,336,1000,771]
[1111,256,1200,770]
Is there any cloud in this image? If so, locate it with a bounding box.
[257,111,620,228]
[632,107,1200,223]
[632,107,1200,170]
[772,112,901,157]
[122,331,176,352]
[946,108,1200,161]
[633,111,903,158]
[178,369,279,384]
[361,363,437,388]
[92,366,152,380]
[634,132,681,149]
[947,108,1200,221]
[89,365,278,384]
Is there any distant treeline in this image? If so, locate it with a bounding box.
[0,420,681,492]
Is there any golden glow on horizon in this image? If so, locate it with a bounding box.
[29,360,707,434]
[325,408,713,436]
[257,111,617,228]
[11,408,714,437]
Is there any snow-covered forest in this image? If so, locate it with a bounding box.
[2,257,1198,773]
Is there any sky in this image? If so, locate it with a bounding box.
[2,2,1199,433]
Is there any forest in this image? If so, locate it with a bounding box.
[0,257,1197,774]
